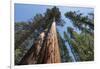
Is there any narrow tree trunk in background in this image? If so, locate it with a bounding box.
[18,32,45,65]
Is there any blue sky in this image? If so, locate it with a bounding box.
[15,4,52,22]
[15,3,94,22]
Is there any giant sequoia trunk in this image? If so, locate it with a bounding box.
[37,21,61,64]
[18,21,61,65]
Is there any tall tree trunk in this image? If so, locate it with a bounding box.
[18,21,61,65]
[37,21,61,63]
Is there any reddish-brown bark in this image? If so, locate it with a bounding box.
[18,21,61,65]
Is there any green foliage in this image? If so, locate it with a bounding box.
[44,6,65,27]
[64,11,94,61]
[64,26,94,61]
[15,22,33,64]
[65,11,94,34]
[71,33,94,61]
[15,48,22,64]
[15,30,32,49]
[30,14,45,30]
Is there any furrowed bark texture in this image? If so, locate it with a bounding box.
[19,21,61,65]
